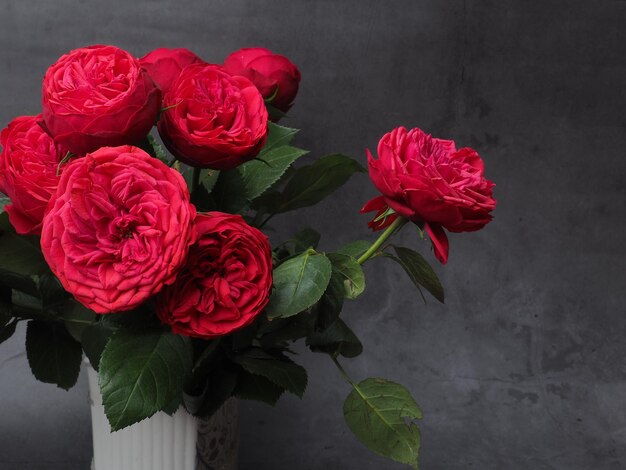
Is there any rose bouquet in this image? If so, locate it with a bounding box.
[0,44,496,469]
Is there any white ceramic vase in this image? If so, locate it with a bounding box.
[87,365,197,470]
[87,362,239,470]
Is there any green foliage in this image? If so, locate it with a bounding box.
[272,227,321,264]
[0,288,17,344]
[256,154,365,214]
[184,365,238,419]
[25,320,82,390]
[266,249,332,319]
[234,370,285,405]
[336,240,371,258]
[233,348,307,398]
[307,318,363,358]
[257,311,316,349]
[38,274,70,309]
[99,328,193,431]
[0,213,48,279]
[61,300,96,342]
[344,378,423,469]
[139,134,169,164]
[313,273,345,329]
[189,169,221,212]
[0,286,11,321]
[213,123,307,212]
[386,246,444,303]
[327,253,366,300]
[0,319,17,344]
[81,320,117,371]
[292,227,321,252]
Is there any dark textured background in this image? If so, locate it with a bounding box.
[1,1,625,469]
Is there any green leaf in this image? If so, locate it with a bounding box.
[189,339,223,386]
[213,123,305,207]
[189,169,221,212]
[99,329,193,431]
[237,145,308,200]
[211,169,250,213]
[266,104,287,122]
[263,122,300,151]
[233,350,307,398]
[0,319,17,344]
[0,271,39,297]
[337,240,371,258]
[0,212,48,278]
[217,123,306,204]
[0,286,11,322]
[147,135,168,163]
[235,370,285,406]
[11,290,44,314]
[344,378,423,469]
[389,246,444,303]
[38,274,69,309]
[61,300,96,342]
[26,320,82,390]
[307,318,363,358]
[292,227,321,252]
[201,169,220,194]
[258,312,316,348]
[327,253,366,300]
[314,273,345,330]
[266,249,332,319]
[184,366,237,418]
[274,154,365,213]
[81,320,117,371]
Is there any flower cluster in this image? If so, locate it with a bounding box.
[0,43,495,470]
[1,44,297,334]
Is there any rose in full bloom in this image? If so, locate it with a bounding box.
[41,45,161,155]
[139,47,204,94]
[0,115,64,235]
[363,127,496,264]
[156,212,273,338]
[158,64,268,170]
[40,145,196,314]
[223,47,301,115]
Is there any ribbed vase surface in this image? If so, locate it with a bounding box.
[87,365,197,470]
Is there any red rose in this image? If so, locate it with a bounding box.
[158,64,268,170]
[0,115,64,235]
[42,45,161,155]
[363,127,496,264]
[223,47,301,115]
[156,212,273,338]
[40,145,196,314]
[139,47,204,94]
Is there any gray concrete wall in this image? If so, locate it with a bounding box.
[0,1,624,468]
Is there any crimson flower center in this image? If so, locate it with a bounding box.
[110,214,139,240]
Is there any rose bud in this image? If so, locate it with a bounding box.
[158,63,268,170]
[41,45,161,155]
[0,115,65,235]
[139,47,204,94]
[156,212,273,339]
[363,127,496,264]
[223,47,301,116]
[40,145,196,314]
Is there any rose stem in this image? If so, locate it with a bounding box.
[330,354,356,386]
[356,217,408,265]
